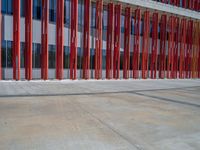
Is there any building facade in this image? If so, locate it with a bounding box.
[0,0,200,80]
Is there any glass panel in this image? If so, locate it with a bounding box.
[20,42,25,68]
[2,40,6,68]
[7,41,12,68]
[64,46,70,68]
[7,0,13,15]
[2,0,7,14]
[49,0,56,22]
[35,43,41,68]
[21,0,25,17]
[49,45,56,68]
[33,0,41,20]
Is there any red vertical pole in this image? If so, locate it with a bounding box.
[182,0,187,8]
[150,12,158,79]
[83,0,91,80]
[70,0,78,80]
[167,16,175,79]
[159,14,167,79]
[173,17,179,79]
[198,22,200,78]
[0,0,2,80]
[106,3,114,79]
[113,4,121,79]
[123,7,131,79]
[142,11,150,79]
[179,18,187,79]
[41,0,49,80]
[95,0,103,80]
[133,8,141,79]
[56,0,64,80]
[186,20,193,78]
[13,0,20,80]
[25,0,33,80]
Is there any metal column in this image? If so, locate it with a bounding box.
[159,14,167,79]
[41,0,49,80]
[179,18,187,79]
[13,0,21,80]
[113,4,121,79]
[142,11,150,79]
[70,0,78,80]
[25,0,33,80]
[150,12,158,79]
[123,7,131,79]
[0,0,1,80]
[106,3,114,79]
[56,0,64,80]
[83,0,91,80]
[95,0,103,80]
[133,8,141,79]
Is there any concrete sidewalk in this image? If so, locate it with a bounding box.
[0,79,200,150]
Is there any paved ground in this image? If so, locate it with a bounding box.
[0,79,200,150]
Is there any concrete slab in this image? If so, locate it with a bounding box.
[0,79,200,150]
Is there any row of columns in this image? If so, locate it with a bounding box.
[0,0,200,80]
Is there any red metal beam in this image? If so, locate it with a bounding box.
[41,0,49,80]
[70,0,78,80]
[83,0,91,80]
[133,8,141,79]
[95,0,103,80]
[113,4,121,79]
[142,11,150,79]
[13,0,21,80]
[56,0,64,80]
[199,22,200,78]
[179,18,187,79]
[123,7,131,79]
[25,0,33,80]
[106,3,114,79]
[0,0,2,80]
[172,17,179,79]
[150,12,158,79]
[159,14,167,79]
[185,20,193,78]
[167,16,175,79]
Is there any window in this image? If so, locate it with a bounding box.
[21,0,25,17]
[33,0,42,20]
[2,0,7,14]
[64,0,70,26]
[33,43,41,68]
[49,45,56,68]
[90,48,95,69]
[20,42,25,68]
[49,0,56,22]
[64,46,70,68]
[7,0,13,14]
[2,40,6,68]
[7,41,12,68]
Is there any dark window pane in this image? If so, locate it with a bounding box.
[35,44,41,68]
[2,40,6,67]
[7,41,12,68]
[2,0,7,14]
[20,42,25,68]
[49,45,55,68]
[49,0,56,22]
[64,46,70,68]
[33,0,41,20]
[21,0,25,17]
[7,0,13,14]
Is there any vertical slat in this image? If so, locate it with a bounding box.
[25,0,33,80]
[179,18,187,79]
[150,12,158,79]
[173,17,179,79]
[142,11,150,79]
[41,0,49,80]
[133,8,141,79]
[83,0,91,79]
[198,22,200,78]
[159,14,167,79]
[167,16,175,79]
[56,0,64,80]
[123,7,131,79]
[113,4,121,79]
[95,0,103,80]
[106,3,114,79]
[13,0,21,80]
[70,0,78,80]
[0,0,2,80]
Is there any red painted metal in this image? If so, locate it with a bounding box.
[185,20,193,78]
[182,0,187,8]
[142,11,150,79]
[179,18,187,79]
[123,7,131,79]
[113,4,121,79]
[172,17,179,79]
[159,14,167,79]
[150,12,158,79]
[83,0,91,80]
[70,0,78,80]
[199,22,200,78]
[41,0,49,80]
[133,8,141,79]
[25,0,33,80]
[13,0,21,80]
[106,3,114,79]
[0,0,2,80]
[167,16,175,79]
[95,0,103,80]
[56,0,64,80]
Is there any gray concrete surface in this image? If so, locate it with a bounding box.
[0,79,200,150]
